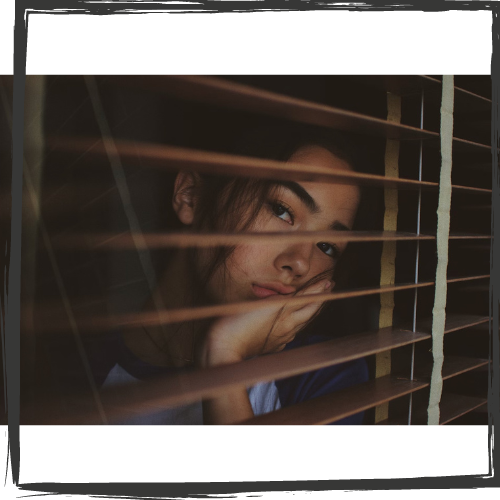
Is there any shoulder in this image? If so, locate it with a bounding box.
[275,334,369,424]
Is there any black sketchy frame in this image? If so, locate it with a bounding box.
[1,1,499,498]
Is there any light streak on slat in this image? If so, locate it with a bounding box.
[48,136,493,195]
[34,275,490,334]
[108,75,440,141]
[49,230,491,251]
[51,230,436,250]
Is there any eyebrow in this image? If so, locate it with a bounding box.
[276,181,319,214]
[275,180,352,232]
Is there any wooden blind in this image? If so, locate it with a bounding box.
[0,74,492,425]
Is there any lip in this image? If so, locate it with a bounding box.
[252,282,296,298]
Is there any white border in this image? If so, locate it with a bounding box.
[18,426,489,483]
[0,8,492,74]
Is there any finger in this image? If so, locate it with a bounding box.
[273,280,327,319]
[301,279,331,295]
[290,279,330,311]
[268,280,331,318]
[290,299,323,325]
[279,307,320,346]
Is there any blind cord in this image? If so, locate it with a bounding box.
[408,89,425,425]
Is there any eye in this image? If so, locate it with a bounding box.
[317,242,339,259]
[270,202,294,225]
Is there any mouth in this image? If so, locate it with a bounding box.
[252,283,296,299]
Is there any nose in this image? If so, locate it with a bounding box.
[274,243,313,279]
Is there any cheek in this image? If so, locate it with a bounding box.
[226,244,272,279]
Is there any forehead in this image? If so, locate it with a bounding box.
[288,144,352,172]
[287,145,360,223]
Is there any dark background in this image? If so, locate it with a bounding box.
[0,75,492,424]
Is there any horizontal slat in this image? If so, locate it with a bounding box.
[106,75,439,141]
[440,394,488,425]
[474,322,497,332]
[33,326,430,424]
[241,356,489,425]
[341,75,441,97]
[415,356,490,381]
[447,233,491,240]
[49,231,491,250]
[454,85,492,107]
[49,136,440,191]
[452,136,492,152]
[35,275,490,333]
[446,274,490,284]
[422,135,492,154]
[30,324,491,424]
[379,393,488,425]
[240,375,428,425]
[450,183,491,194]
[37,281,436,334]
[378,357,490,423]
[415,314,490,335]
[9,75,492,107]
[350,76,491,109]
[110,76,492,152]
[48,137,492,195]
[50,230,435,250]
[444,314,490,333]
[472,402,489,413]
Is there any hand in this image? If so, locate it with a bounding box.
[198,279,333,367]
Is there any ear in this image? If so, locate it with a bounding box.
[172,171,200,226]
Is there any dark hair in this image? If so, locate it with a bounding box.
[188,124,364,303]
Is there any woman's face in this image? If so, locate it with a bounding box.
[202,145,361,304]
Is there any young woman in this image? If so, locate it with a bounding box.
[99,126,370,425]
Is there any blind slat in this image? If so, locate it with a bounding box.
[105,76,439,141]
[240,356,489,425]
[49,136,438,190]
[439,395,488,425]
[49,137,492,195]
[114,275,491,328]
[32,315,488,424]
[416,314,490,334]
[414,356,490,381]
[377,394,487,425]
[346,76,491,108]
[451,136,492,152]
[34,276,490,333]
[240,375,427,425]
[34,327,429,424]
[49,231,491,251]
